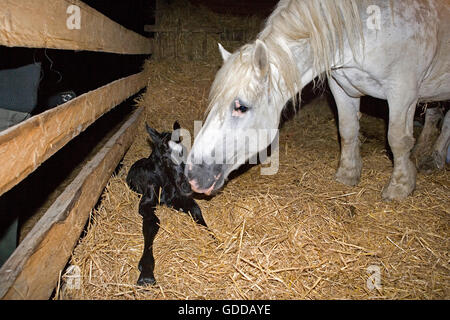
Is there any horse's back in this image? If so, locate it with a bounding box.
[345,0,450,101]
[418,0,450,102]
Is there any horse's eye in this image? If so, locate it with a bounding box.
[236,105,248,113]
[232,100,249,117]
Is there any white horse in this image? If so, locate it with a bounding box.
[186,0,450,200]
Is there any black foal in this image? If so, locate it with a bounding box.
[126,121,207,286]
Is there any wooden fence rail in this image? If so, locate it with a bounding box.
[0,0,149,299]
[0,0,152,54]
[0,71,148,198]
[0,108,143,299]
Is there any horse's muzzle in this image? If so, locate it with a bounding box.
[186,163,224,195]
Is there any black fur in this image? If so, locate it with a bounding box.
[126,121,207,286]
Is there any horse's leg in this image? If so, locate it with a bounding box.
[382,93,417,201]
[429,109,450,170]
[411,107,443,172]
[137,189,160,286]
[328,77,362,186]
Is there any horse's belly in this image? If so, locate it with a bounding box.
[331,68,386,100]
[419,74,450,102]
[418,20,450,102]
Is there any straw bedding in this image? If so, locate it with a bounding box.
[60,2,449,300]
[59,57,449,300]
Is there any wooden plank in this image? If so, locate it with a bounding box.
[0,0,151,54]
[0,107,143,300]
[144,25,222,33]
[0,71,147,198]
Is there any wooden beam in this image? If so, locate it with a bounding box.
[144,25,222,33]
[0,71,148,198]
[0,0,151,54]
[0,107,143,300]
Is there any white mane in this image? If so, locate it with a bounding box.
[208,0,363,112]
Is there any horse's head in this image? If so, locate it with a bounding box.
[186,40,287,195]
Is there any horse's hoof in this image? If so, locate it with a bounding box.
[417,152,445,173]
[137,274,156,286]
[335,166,361,186]
[381,182,414,201]
[417,156,437,173]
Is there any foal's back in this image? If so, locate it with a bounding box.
[126,156,163,195]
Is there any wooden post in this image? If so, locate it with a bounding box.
[153,0,169,60]
[202,31,207,60]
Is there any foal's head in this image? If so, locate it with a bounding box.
[146,121,192,196]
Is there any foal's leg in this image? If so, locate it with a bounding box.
[174,198,208,228]
[137,189,160,286]
[328,77,362,186]
[411,107,443,172]
[382,93,417,200]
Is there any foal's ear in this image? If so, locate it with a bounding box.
[218,43,231,63]
[172,121,182,143]
[252,39,269,78]
[173,121,181,131]
[145,123,161,143]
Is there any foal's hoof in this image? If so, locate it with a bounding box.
[137,274,156,286]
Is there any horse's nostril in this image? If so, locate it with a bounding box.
[189,179,204,193]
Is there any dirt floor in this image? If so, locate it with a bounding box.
[61,59,449,300]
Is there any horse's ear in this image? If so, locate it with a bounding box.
[218,43,231,62]
[146,123,161,144]
[252,39,269,78]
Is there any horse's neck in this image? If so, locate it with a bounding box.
[292,42,316,86]
[270,39,350,114]
[291,40,353,89]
